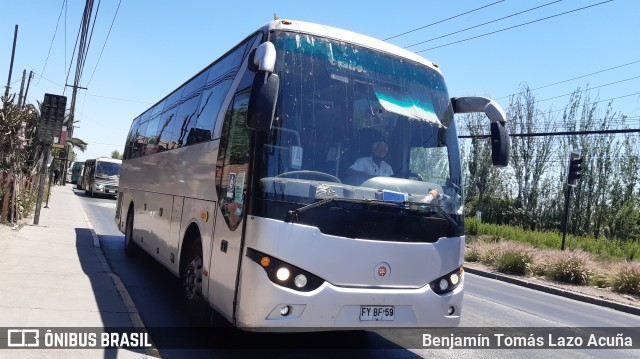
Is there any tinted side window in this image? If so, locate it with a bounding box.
[124,116,140,160]
[157,90,184,152]
[133,111,150,159]
[193,34,258,145]
[143,101,165,156]
[172,69,209,147]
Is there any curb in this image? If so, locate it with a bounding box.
[464,266,640,317]
[74,188,161,358]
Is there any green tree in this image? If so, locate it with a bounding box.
[111,150,123,160]
[507,85,556,229]
[460,111,505,220]
[0,94,42,223]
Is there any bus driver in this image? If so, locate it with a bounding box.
[346,141,394,177]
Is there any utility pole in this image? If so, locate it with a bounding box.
[62,0,94,185]
[4,25,18,99]
[22,71,33,107]
[17,69,26,105]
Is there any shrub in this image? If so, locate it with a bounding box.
[464,247,480,262]
[545,250,593,285]
[611,263,640,295]
[494,250,532,275]
[465,237,501,266]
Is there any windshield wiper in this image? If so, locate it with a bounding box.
[285,197,402,223]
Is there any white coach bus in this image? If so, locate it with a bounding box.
[115,19,508,330]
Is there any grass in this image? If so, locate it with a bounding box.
[465,236,640,296]
[465,217,640,261]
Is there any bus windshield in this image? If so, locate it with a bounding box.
[255,31,463,239]
[96,162,121,177]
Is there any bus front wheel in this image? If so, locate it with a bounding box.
[180,237,210,325]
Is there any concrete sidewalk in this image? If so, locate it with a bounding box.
[0,184,154,358]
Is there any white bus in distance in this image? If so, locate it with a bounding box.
[115,19,509,331]
[80,157,122,198]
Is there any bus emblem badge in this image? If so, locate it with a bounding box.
[375,262,391,281]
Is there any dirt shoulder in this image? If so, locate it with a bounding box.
[464,261,640,311]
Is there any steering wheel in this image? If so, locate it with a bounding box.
[276,170,342,183]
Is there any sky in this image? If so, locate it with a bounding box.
[1,0,639,162]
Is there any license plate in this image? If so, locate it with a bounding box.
[359,306,395,321]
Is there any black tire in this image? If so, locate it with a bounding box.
[124,208,138,256]
[180,237,211,325]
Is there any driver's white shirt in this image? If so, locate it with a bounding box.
[349,156,394,176]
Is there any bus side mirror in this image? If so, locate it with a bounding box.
[248,42,276,73]
[451,96,510,167]
[490,121,509,167]
[247,42,280,132]
[247,71,280,132]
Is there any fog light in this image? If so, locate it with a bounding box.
[447,306,455,315]
[450,273,460,286]
[276,267,290,281]
[280,305,291,316]
[438,278,449,291]
[294,274,308,288]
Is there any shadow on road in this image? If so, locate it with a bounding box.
[74,227,147,358]
[74,193,422,358]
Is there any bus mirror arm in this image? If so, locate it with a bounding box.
[451,96,510,167]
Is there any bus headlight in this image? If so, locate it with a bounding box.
[438,279,449,291]
[429,266,463,295]
[450,272,460,285]
[246,248,325,292]
[294,274,308,288]
[276,267,290,281]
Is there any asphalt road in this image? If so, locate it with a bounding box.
[75,189,640,358]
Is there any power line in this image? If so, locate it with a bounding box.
[415,0,613,53]
[63,11,81,96]
[496,60,640,100]
[83,93,153,104]
[544,92,640,115]
[405,0,564,49]
[459,128,640,139]
[536,75,640,103]
[37,0,66,87]
[383,0,505,41]
[87,0,121,86]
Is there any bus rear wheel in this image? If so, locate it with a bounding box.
[124,208,138,256]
